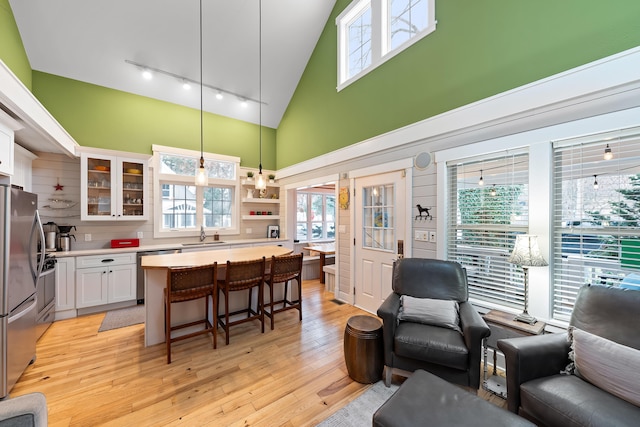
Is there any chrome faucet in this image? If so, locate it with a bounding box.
[200,225,206,242]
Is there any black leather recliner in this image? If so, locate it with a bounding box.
[498,284,640,427]
[376,258,490,389]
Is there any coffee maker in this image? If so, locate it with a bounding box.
[43,221,58,251]
[57,225,76,252]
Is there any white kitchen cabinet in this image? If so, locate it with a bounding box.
[0,121,15,177]
[55,257,76,320]
[80,149,149,221]
[12,144,37,191]
[75,253,136,308]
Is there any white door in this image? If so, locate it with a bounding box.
[354,170,406,313]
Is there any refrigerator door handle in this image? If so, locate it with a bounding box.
[8,295,36,323]
[30,211,46,281]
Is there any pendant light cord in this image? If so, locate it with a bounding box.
[258,0,263,175]
[199,0,204,166]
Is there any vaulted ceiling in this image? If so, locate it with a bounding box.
[9,0,336,129]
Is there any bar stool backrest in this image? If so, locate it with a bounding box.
[222,258,266,290]
[167,263,217,301]
[269,253,303,284]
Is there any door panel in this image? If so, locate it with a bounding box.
[354,170,406,313]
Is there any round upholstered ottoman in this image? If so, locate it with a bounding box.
[344,315,384,383]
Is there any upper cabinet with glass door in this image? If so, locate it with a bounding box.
[80,150,150,221]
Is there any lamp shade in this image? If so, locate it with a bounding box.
[508,235,548,267]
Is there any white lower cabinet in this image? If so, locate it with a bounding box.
[75,253,136,309]
[55,257,76,320]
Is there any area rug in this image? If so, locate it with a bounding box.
[98,305,145,332]
[316,381,399,427]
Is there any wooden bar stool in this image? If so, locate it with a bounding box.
[264,253,303,330]
[216,257,266,345]
[165,263,217,364]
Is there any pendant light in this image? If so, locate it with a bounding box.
[255,0,267,191]
[603,144,613,160]
[195,0,208,186]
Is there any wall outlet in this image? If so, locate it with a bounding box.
[429,231,437,243]
[137,231,144,239]
[246,228,252,234]
[414,230,429,241]
[85,233,91,242]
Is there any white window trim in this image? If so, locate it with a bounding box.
[151,144,241,239]
[336,0,437,91]
[296,189,336,242]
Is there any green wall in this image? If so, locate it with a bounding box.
[276,0,640,168]
[0,0,31,89]
[32,72,276,169]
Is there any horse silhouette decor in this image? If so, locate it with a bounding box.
[415,204,433,221]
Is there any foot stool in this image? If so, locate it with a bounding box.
[373,370,535,427]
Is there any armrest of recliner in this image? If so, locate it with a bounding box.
[0,392,48,427]
[377,293,400,366]
[459,303,491,388]
[497,333,570,414]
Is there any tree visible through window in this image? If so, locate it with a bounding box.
[447,152,529,309]
[552,133,640,321]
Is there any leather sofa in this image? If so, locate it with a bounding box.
[498,284,640,427]
[377,258,490,389]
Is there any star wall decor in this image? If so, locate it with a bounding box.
[54,179,64,191]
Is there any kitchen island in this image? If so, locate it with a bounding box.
[141,245,292,346]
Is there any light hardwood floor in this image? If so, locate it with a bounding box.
[13,279,506,426]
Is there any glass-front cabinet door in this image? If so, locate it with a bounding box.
[83,155,116,219]
[120,160,145,219]
[80,151,148,221]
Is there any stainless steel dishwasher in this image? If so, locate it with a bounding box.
[136,249,181,304]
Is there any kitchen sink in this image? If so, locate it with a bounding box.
[181,241,226,246]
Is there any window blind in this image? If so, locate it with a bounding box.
[446,152,529,308]
[552,129,640,321]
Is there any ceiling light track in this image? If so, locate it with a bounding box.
[125,59,268,106]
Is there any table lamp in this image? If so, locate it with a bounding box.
[507,234,547,324]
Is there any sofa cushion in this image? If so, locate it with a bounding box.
[394,322,468,370]
[521,374,640,427]
[398,296,461,332]
[568,327,640,408]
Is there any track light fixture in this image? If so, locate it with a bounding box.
[125,60,268,107]
[604,144,613,160]
[478,170,484,186]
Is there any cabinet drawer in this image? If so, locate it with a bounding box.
[76,253,136,268]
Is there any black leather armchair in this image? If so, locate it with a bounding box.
[376,258,490,389]
[498,284,640,427]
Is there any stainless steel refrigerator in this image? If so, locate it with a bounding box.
[0,185,44,398]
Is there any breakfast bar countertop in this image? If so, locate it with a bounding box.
[140,245,292,269]
[50,237,290,257]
